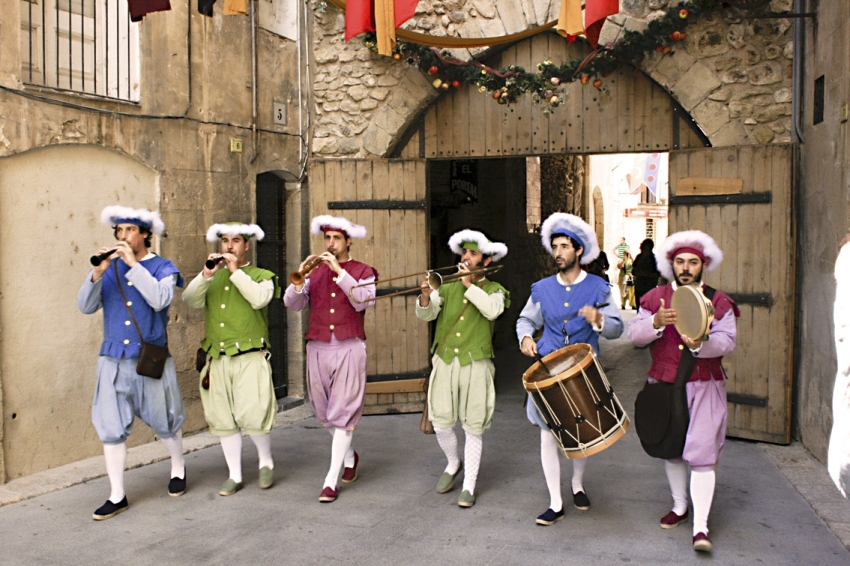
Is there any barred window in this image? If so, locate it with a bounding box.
[21,0,140,101]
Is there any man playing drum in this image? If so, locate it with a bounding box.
[283,215,377,503]
[416,230,509,508]
[516,213,623,526]
[627,230,739,553]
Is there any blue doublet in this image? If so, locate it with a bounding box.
[531,273,611,357]
[100,256,184,358]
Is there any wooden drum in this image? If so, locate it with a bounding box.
[671,285,715,341]
[522,343,630,459]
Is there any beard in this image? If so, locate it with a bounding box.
[674,270,702,286]
[557,255,578,273]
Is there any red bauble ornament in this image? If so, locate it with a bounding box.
[580,75,590,85]
[679,32,687,40]
[679,8,689,18]
[671,31,682,41]
[452,80,461,89]
[655,45,665,52]
[493,91,501,99]
[428,66,439,76]
[593,79,603,89]
[392,53,402,61]
[662,46,672,54]
[567,35,577,43]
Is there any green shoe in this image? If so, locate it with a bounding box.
[258,466,274,489]
[436,462,463,494]
[457,489,475,508]
[219,478,244,496]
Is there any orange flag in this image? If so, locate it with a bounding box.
[556,0,583,38]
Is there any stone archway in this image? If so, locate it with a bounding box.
[311,1,793,159]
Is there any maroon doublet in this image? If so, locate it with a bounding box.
[639,284,740,384]
[305,261,377,342]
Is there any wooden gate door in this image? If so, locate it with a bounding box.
[308,159,431,415]
[668,144,795,443]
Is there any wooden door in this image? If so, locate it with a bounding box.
[668,144,795,444]
[308,159,431,415]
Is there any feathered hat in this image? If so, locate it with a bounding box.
[655,230,723,281]
[447,229,508,262]
[205,222,265,242]
[310,215,367,239]
[101,205,165,235]
[539,213,599,265]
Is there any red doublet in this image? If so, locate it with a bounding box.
[641,284,740,384]
[305,261,377,342]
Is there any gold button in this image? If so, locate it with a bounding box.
[220,322,225,327]
[460,316,464,321]
[331,292,336,298]
[329,325,335,330]
[127,282,134,287]
[678,345,684,350]
[221,304,226,309]
[564,302,569,307]
[566,287,571,291]
[454,348,459,353]
[456,332,461,337]
[125,321,131,326]
[224,286,230,291]
[220,341,225,346]
[330,309,335,314]
[463,299,468,304]
[123,339,130,345]
[126,301,132,306]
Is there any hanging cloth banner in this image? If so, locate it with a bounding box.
[344,0,418,55]
[556,0,583,38]
[585,0,620,47]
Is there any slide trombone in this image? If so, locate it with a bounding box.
[348,263,504,304]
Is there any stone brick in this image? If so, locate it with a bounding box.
[744,46,763,66]
[709,89,730,102]
[337,137,360,154]
[418,16,437,30]
[722,69,748,84]
[622,0,646,14]
[749,61,783,85]
[360,98,379,110]
[312,137,338,154]
[449,10,466,23]
[775,88,792,103]
[340,99,360,114]
[710,120,748,147]
[691,99,729,136]
[692,28,728,57]
[673,62,722,111]
[751,124,776,144]
[471,0,497,18]
[370,87,390,101]
[648,0,668,9]
[377,75,400,87]
[727,25,746,50]
[623,16,649,34]
[362,125,392,156]
[728,101,752,119]
[348,85,369,101]
[496,0,527,34]
[754,104,790,123]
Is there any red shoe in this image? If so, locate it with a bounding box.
[659,510,688,529]
[341,451,359,483]
[319,486,338,503]
[693,532,712,552]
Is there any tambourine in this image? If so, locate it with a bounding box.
[671,285,715,341]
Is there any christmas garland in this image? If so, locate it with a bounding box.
[361,0,726,110]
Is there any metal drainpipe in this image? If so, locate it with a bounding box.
[249,0,260,163]
[791,0,805,143]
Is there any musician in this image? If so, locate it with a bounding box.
[283,215,377,503]
[183,223,280,496]
[516,213,622,526]
[416,230,509,508]
[627,230,739,553]
[77,206,186,520]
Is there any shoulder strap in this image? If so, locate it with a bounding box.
[113,261,166,346]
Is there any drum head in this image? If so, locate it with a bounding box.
[522,343,593,389]
[671,285,711,340]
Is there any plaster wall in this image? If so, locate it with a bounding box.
[796,1,850,462]
[0,2,306,480]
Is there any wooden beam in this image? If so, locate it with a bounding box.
[677,177,744,196]
[366,378,427,394]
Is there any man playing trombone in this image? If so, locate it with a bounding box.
[416,230,509,508]
[283,215,377,503]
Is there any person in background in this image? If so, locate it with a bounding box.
[633,238,661,307]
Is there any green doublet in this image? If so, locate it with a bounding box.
[201,266,280,358]
[431,280,510,366]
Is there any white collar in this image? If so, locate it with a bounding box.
[556,269,587,287]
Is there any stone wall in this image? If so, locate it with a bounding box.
[311,0,794,158]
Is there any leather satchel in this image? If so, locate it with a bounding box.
[113,262,169,379]
[420,377,435,434]
[634,286,716,459]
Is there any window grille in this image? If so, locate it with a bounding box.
[21,0,140,101]
[646,218,655,240]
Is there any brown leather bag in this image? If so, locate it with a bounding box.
[420,377,435,434]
